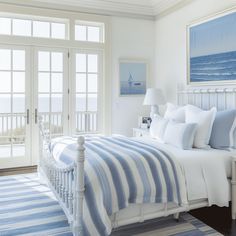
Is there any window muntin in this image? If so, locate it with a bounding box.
[75,53,99,133]
[75,21,104,43]
[0,48,26,157]
[38,50,64,137]
[0,15,68,40]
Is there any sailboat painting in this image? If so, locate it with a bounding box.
[119,60,147,95]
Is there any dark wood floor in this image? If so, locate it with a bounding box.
[190,204,236,236]
[0,167,235,235]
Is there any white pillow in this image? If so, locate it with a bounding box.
[163,121,197,150]
[150,115,169,142]
[185,105,217,149]
[164,103,185,122]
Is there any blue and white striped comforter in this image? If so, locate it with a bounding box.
[50,136,188,236]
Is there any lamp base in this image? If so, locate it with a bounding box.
[150,105,159,119]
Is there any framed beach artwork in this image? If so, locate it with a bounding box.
[188,8,236,85]
[119,59,148,96]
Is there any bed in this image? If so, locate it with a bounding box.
[38,88,236,236]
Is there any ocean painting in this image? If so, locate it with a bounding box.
[119,61,147,95]
[189,10,236,84]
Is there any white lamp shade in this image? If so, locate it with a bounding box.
[143,88,166,106]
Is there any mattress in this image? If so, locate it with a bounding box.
[139,136,232,177]
[136,137,232,206]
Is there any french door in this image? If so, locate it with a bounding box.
[71,50,101,134]
[0,45,102,169]
[34,48,68,137]
[0,45,31,169]
[32,48,69,165]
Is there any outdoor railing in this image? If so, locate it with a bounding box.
[0,111,97,141]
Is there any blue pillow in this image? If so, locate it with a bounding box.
[209,110,236,150]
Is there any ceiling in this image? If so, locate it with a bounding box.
[0,0,194,19]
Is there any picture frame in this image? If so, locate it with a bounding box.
[187,7,236,85]
[119,59,148,96]
[138,116,152,129]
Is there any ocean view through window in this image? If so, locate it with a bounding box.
[0,8,107,168]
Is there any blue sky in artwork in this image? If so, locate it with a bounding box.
[190,11,236,58]
[120,62,146,82]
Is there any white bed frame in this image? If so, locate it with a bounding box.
[38,88,235,236]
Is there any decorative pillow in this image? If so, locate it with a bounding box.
[185,105,217,149]
[209,110,236,150]
[164,103,185,122]
[150,115,169,142]
[163,121,197,150]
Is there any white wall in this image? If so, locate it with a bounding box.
[111,17,155,136]
[154,0,236,103]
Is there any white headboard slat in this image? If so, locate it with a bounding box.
[177,88,236,110]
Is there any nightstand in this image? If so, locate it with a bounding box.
[133,128,150,137]
[232,156,236,219]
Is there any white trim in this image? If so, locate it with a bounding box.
[0,0,194,20]
[71,49,104,134]
[0,44,31,169]
[0,4,112,169]
[0,0,155,19]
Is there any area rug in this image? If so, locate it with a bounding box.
[0,174,222,236]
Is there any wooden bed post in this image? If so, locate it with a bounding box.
[73,136,85,236]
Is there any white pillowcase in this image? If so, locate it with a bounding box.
[163,121,197,150]
[185,105,217,149]
[150,115,169,142]
[164,103,185,122]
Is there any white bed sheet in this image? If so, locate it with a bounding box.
[137,137,233,207]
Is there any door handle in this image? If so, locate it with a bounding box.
[35,108,38,124]
[26,109,29,124]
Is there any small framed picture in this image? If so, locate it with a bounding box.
[138,116,152,129]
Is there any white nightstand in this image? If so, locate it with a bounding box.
[232,156,236,219]
[133,128,150,137]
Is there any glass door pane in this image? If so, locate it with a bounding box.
[36,49,67,138]
[0,46,30,169]
[74,52,99,133]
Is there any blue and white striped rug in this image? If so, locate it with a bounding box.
[0,174,222,236]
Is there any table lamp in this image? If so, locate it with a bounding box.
[143,88,166,118]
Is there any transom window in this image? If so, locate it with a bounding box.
[75,21,104,43]
[0,16,68,39]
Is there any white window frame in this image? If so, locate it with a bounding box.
[0,3,111,137]
[0,44,31,169]
[70,49,104,135]
[0,12,69,40]
[75,20,105,43]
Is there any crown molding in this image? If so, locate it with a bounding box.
[0,0,194,20]
[154,0,195,19]
[0,0,155,19]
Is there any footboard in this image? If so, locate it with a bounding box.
[38,117,85,236]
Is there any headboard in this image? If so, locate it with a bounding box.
[177,88,236,111]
